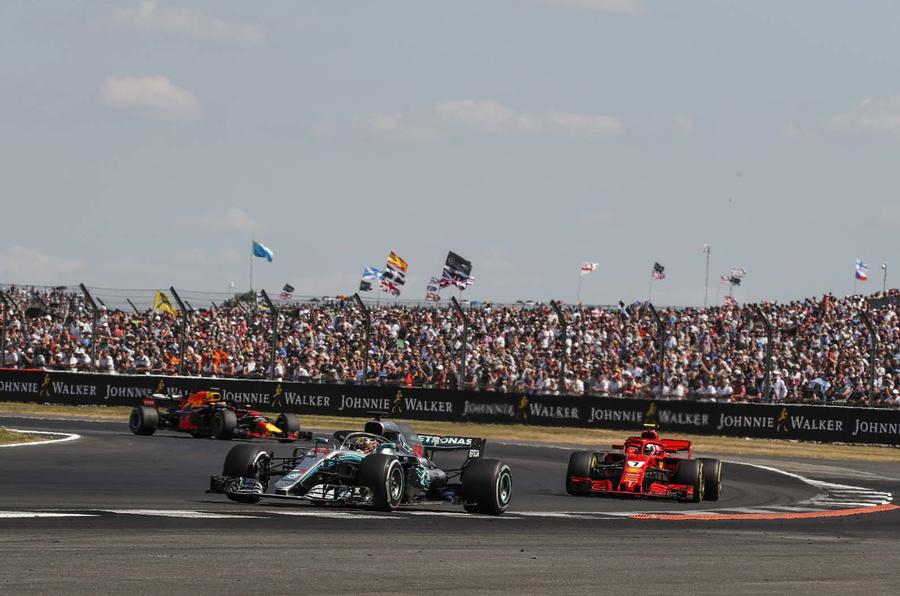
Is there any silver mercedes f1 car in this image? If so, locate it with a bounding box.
[208,416,512,515]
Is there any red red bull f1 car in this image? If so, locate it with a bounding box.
[128,390,305,442]
[565,425,722,502]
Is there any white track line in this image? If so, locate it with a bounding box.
[0,429,80,448]
[406,511,518,519]
[265,510,399,520]
[0,511,96,518]
[102,509,265,519]
[513,512,594,519]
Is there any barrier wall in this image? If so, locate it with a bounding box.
[1,369,898,445]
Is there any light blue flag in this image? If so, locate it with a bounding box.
[252,240,274,262]
[362,266,383,280]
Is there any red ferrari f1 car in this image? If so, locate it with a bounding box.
[565,425,722,502]
[128,390,305,442]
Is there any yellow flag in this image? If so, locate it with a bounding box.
[153,290,177,316]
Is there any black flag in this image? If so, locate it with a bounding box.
[444,251,472,280]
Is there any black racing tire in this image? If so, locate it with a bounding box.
[128,406,158,436]
[698,458,723,501]
[358,453,404,511]
[565,451,595,496]
[276,413,300,442]
[211,409,237,440]
[461,458,513,515]
[674,459,704,503]
[222,444,269,504]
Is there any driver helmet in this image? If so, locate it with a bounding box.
[643,443,659,456]
[349,436,378,454]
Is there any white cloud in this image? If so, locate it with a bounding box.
[100,76,199,117]
[781,123,802,138]
[369,112,404,132]
[543,0,645,15]
[0,246,87,284]
[368,112,441,141]
[113,1,264,44]
[879,205,900,226]
[828,96,900,138]
[675,115,694,134]
[434,99,624,138]
[202,208,261,235]
[582,209,612,225]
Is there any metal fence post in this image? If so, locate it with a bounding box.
[647,303,665,397]
[752,305,774,402]
[550,300,568,394]
[259,290,278,380]
[451,296,469,390]
[0,290,13,368]
[169,287,188,376]
[79,284,99,372]
[352,293,371,385]
[860,310,878,406]
[126,299,141,315]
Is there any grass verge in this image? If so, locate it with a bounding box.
[1,402,898,462]
[0,427,46,446]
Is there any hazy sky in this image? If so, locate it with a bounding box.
[1,1,898,306]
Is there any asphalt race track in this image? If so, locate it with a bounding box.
[1,415,899,595]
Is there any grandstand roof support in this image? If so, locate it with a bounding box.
[79,284,99,372]
[550,300,568,395]
[169,287,188,376]
[352,294,371,385]
[259,290,278,380]
[752,306,774,402]
[646,303,665,398]
[451,296,469,390]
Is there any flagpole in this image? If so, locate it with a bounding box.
[647,275,653,303]
[883,262,888,293]
[703,245,711,308]
[576,271,582,305]
[249,240,254,291]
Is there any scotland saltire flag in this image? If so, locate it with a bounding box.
[362,267,383,280]
[252,240,274,262]
[855,259,869,281]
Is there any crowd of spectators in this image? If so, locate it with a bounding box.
[1,285,898,407]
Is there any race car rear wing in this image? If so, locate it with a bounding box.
[660,439,692,457]
[417,435,486,459]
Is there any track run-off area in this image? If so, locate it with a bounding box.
[1,414,899,594]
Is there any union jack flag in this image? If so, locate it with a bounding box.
[380,278,401,296]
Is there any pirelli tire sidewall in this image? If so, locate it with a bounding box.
[221,444,269,504]
[211,408,237,440]
[359,453,404,511]
[462,458,513,515]
[565,451,595,495]
[698,458,723,501]
[674,459,704,502]
[129,405,158,435]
